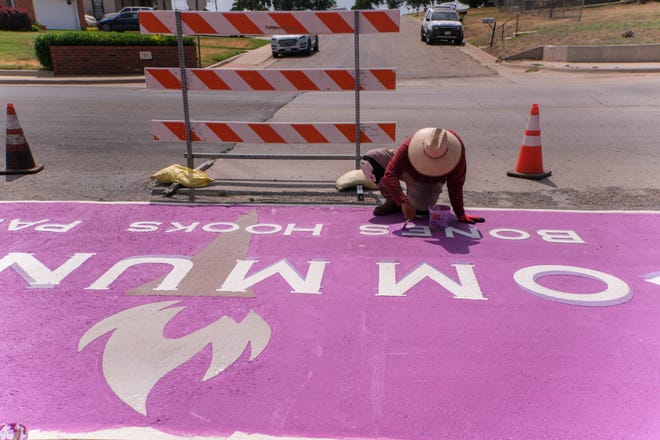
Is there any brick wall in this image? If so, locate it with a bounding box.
[49,45,197,76]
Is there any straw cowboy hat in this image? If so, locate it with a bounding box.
[408,128,462,177]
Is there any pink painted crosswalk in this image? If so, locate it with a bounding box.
[1,202,659,439]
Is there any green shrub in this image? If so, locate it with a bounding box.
[34,31,193,70]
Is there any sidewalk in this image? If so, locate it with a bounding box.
[0,68,146,85]
[2,43,659,85]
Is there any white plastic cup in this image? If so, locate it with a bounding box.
[429,204,451,229]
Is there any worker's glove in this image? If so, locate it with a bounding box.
[458,214,485,224]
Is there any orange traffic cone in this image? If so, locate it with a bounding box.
[1,103,43,175]
[507,103,551,180]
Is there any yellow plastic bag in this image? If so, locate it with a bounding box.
[335,169,379,192]
[151,164,214,188]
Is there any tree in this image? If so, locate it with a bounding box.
[404,0,426,12]
[385,0,406,8]
[353,0,382,9]
[231,0,272,10]
[272,0,336,10]
[310,0,337,10]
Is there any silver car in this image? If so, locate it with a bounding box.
[271,34,319,57]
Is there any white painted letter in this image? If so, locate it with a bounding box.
[513,265,631,306]
[537,230,585,244]
[128,221,161,232]
[35,221,82,233]
[402,225,431,237]
[284,224,323,236]
[87,256,193,291]
[8,219,48,231]
[489,228,530,240]
[245,224,282,235]
[0,252,94,288]
[166,222,200,233]
[202,222,239,233]
[444,225,481,239]
[360,224,389,236]
[376,262,486,300]
[219,259,328,294]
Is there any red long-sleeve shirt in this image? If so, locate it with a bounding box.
[382,131,467,217]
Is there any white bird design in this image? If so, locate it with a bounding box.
[78,301,271,415]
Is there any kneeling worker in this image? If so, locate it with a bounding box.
[360,127,485,224]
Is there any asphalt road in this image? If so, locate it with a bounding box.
[1,15,659,210]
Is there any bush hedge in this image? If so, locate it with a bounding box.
[34,31,194,71]
[0,6,32,31]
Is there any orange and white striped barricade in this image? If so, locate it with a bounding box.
[139,10,399,36]
[141,9,399,176]
[153,121,396,146]
[145,68,397,92]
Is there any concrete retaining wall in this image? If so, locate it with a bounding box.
[504,46,544,61]
[544,44,660,62]
[504,44,660,63]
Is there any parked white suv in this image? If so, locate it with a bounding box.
[420,6,464,45]
[271,34,319,57]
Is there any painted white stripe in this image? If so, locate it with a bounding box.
[526,116,540,131]
[522,135,541,146]
[6,117,21,130]
[6,134,26,144]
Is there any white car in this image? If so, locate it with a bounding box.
[420,6,464,45]
[271,34,319,57]
[84,14,98,27]
[171,0,190,10]
[438,1,470,15]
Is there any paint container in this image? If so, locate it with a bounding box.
[429,204,452,229]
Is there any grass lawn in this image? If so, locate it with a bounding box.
[195,35,270,67]
[0,30,51,69]
[0,30,269,70]
[460,1,660,59]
